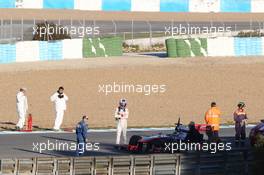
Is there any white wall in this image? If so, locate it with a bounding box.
[17,0,43,9]
[262,37,264,55]
[16,41,40,62]
[189,0,220,12]
[62,39,83,59]
[251,0,264,12]
[131,0,160,12]
[74,0,102,10]
[207,37,234,56]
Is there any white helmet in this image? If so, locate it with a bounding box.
[119,98,127,107]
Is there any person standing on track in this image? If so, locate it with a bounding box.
[50,86,68,131]
[205,102,221,140]
[115,99,129,145]
[233,102,248,147]
[16,88,28,130]
[76,115,89,156]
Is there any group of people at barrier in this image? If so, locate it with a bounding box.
[15,86,248,155]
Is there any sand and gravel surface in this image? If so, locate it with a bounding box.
[1,56,264,130]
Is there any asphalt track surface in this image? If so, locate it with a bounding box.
[0,127,253,158]
[1,9,264,21]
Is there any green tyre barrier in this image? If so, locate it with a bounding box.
[165,38,177,57]
[83,36,123,58]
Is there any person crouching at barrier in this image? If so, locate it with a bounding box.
[16,88,28,131]
[186,121,203,143]
[205,102,221,140]
[115,99,129,145]
[233,102,248,147]
[76,115,89,156]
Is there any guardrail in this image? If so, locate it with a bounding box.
[0,149,254,175]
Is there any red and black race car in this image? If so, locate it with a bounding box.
[128,119,204,153]
[249,120,264,146]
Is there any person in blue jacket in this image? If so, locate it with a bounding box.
[76,115,89,156]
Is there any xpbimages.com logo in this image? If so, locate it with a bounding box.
[164,140,232,154]
[164,24,232,36]
[33,24,100,38]
[98,82,167,95]
[32,140,100,154]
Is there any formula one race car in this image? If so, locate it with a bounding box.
[249,120,264,146]
[128,118,204,153]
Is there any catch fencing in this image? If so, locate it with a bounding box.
[0,18,264,42]
[0,149,254,175]
[1,0,264,13]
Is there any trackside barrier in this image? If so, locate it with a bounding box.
[0,149,255,175]
[166,38,208,58]
[0,36,123,64]
[1,0,264,13]
[166,37,264,58]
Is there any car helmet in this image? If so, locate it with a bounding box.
[119,98,127,107]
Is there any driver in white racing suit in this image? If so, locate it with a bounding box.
[16,88,28,130]
[115,99,129,144]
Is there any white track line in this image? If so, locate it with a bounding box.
[0,125,256,135]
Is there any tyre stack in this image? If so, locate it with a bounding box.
[189,38,208,56]
[83,36,123,58]
[101,36,123,56]
[176,39,191,57]
[165,38,177,57]
[83,38,96,57]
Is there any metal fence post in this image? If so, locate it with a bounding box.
[0,18,3,40]
[93,20,96,38]
[69,158,74,175]
[14,159,19,175]
[112,20,117,37]
[53,158,57,175]
[83,18,86,38]
[109,157,113,175]
[235,23,237,37]
[10,18,13,40]
[258,21,260,37]
[21,17,24,41]
[222,21,225,37]
[150,155,154,175]
[32,157,37,175]
[130,155,134,175]
[92,157,96,175]
[131,20,134,45]
[147,21,152,48]
[177,155,181,175]
[250,19,252,37]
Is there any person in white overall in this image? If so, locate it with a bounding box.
[16,88,28,130]
[50,86,68,131]
[115,99,129,144]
